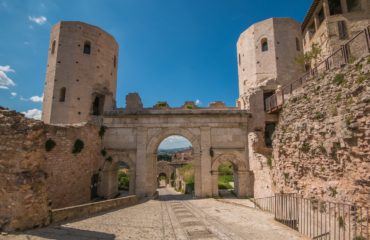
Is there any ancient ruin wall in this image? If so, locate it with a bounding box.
[272,55,370,205]
[44,123,104,209]
[0,108,104,231]
[0,109,50,231]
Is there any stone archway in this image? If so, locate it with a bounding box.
[211,153,248,197]
[146,128,201,196]
[157,160,174,186]
[99,151,136,198]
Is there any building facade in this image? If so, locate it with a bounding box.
[302,0,370,59]
[42,21,119,124]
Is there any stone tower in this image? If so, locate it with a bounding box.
[42,21,119,124]
[237,18,302,110]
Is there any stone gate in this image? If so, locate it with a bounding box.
[98,95,254,198]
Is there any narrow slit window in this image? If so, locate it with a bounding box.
[238,54,241,66]
[51,40,56,54]
[59,87,66,102]
[338,21,348,40]
[83,41,91,54]
[328,0,343,15]
[347,0,361,12]
[114,55,117,68]
[261,38,268,52]
[295,38,301,51]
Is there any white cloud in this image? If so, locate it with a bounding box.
[10,92,16,96]
[28,16,47,25]
[195,99,201,106]
[158,135,192,150]
[20,96,28,101]
[0,65,15,89]
[30,94,43,102]
[22,109,42,120]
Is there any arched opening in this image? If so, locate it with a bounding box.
[83,41,91,54]
[92,94,105,116]
[117,161,130,197]
[212,154,247,198]
[156,135,193,195]
[158,172,167,188]
[59,87,66,102]
[261,38,268,52]
[51,40,56,54]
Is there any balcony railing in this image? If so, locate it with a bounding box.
[265,26,370,113]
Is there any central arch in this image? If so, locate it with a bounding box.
[147,128,201,196]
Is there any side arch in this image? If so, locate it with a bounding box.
[211,153,248,197]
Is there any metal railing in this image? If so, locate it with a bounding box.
[253,194,370,240]
[265,26,370,113]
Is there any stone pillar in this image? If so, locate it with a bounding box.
[135,127,150,197]
[198,127,212,198]
[236,171,248,197]
[128,169,135,195]
[211,171,219,197]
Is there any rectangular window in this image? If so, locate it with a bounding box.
[328,0,343,15]
[347,0,361,12]
[264,122,276,148]
[263,92,274,111]
[317,7,325,27]
[338,21,348,40]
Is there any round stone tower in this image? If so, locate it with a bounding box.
[42,21,119,124]
[237,18,302,109]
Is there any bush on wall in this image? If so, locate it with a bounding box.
[45,138,56,152]
[72,139,84,154]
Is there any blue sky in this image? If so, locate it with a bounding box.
[0,0,312,119]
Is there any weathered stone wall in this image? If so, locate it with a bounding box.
[272,55,370,205]
[0,109,50,231]
[44,123,104,209]
[0,108,104,231]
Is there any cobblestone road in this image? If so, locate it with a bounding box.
[3,187,305,240]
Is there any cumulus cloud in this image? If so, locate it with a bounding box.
[28,16,47,25]
[0,65,15,90]
[10,92,17,96]
[22,109,42,120]
[195,99,201,106]
[30,94,43,102]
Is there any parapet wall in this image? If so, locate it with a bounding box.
[272,55,370,206]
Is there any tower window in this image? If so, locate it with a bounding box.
[51,40,56,54]
[238,54,241,66]
[261,38,268,52]
[347,0,361,12]
[295,38,301,51]
[264,122,276,148]
[328,0,342,15]
[114,55,117,68]
[92,95,105,116]
[317,7,325,27]
[59,87,66,102]
[83,41,91,54]
[338,21,348,40]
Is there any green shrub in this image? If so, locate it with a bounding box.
[334,74,345,85]
[72,139,84,154]
[186,105,193,109]
[179,164,194,184]
[118,172,129,190]
[155,101,168,108]
[301,143,311,153]
[328,186,338,197]
[356,74,366,83]
[99,126,107,138]
[45,139,56,152]
[266,155,273,168]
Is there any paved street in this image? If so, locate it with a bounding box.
[3,187,305,240]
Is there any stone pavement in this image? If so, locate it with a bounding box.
[2,187,305,240]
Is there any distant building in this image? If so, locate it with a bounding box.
[302,0,370,59]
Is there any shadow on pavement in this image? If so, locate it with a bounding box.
[16,226,116,240]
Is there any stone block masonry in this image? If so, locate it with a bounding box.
[0,108,104,231]
[272,55,370,206]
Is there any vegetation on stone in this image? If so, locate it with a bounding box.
[118,172,129,190]
[72,139,84,154]
[45,139,56,152]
